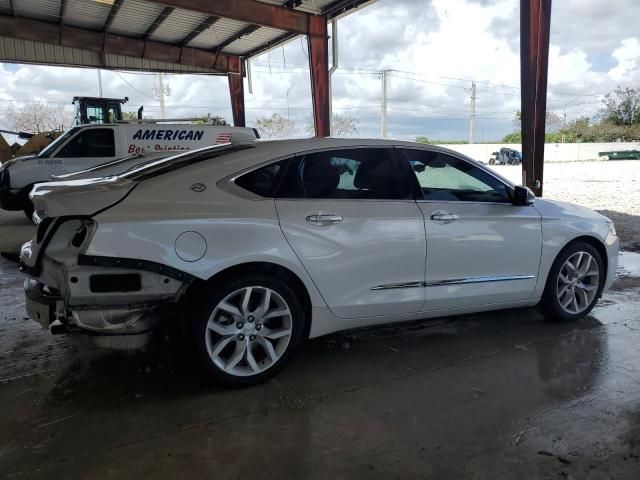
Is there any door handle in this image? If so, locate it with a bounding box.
[430,211,459,223]
[306,214,343,225]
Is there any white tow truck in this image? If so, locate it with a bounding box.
[0,122,259,217]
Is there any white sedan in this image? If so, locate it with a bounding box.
[20,138,619,386]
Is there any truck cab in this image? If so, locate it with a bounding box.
[72,97,128,125]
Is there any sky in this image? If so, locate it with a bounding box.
[1,0,640,142]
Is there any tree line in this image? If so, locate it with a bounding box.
[503,86,640,143]
[254,113,358,138]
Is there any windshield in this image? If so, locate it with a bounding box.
[37,127,81,158]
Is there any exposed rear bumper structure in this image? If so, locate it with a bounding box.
[21,217,195,350]
[24,278,159,350]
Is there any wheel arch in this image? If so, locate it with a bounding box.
[559,235,608,276]
[540,235,609,292]
[185,261,314,339]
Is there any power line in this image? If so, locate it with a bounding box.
[114,72,157,100]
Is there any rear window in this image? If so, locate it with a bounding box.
[235,160,288,197]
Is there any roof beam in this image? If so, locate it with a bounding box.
[143,0,315,36]
[179,15,219,46]
[104,0,124,31]
[144,6,174,38]
[245,31,297,58]
[0,15,240,73]
[213,24,260,52]
[58,0,67,24]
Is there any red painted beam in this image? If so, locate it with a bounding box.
[308,16,330,137]
[0,16,239,73]
[228,70,246,127]
[520,0,552,196]
[144,0,314,36]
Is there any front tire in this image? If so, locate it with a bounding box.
[541,241,604,322]
[191,274,305,387]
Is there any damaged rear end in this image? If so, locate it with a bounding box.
[21,176,194,349]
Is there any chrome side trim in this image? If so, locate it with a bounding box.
[371,281,424,291]
[425,274,535,287]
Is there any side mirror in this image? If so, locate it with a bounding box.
[513,185,535,206]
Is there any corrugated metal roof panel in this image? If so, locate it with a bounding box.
[12,0,61,23]
[108,0,166,37]
[297,1,333,14]
[104,52,214,73]
[0,35,221,73]
[63,0,112,31]
[0,35,101,67]
[255,0,339,15]
[186,18,248,49]
[148,7,210,44]
[222,27,288,55]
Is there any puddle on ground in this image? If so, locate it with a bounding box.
[618,250,640,278]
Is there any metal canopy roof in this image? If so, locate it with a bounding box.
[0,0,374,73]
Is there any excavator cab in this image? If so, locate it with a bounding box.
[72,97,128,125]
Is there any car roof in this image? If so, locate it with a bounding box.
[249,137,454,155]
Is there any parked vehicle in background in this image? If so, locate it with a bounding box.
[490,148,522,165]
[598,149,640,160]
[21,138,619,386]
[0,123,259,218]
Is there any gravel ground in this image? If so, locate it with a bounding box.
[489,160,640,251]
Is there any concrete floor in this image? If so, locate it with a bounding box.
[1,213,640,479]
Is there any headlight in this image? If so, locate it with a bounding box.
[605,219,616,237]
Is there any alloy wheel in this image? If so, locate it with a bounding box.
[205,286,293,377]
[556,251,600,315]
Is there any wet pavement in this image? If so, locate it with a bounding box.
[1,230,640,478]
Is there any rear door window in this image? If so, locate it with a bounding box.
[55,128,115,158]
[277,148,413,200]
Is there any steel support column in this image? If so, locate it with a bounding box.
[308,16,330,137]
[520,0,552,196]
[228,58,245,127]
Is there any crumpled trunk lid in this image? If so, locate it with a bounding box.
[30,176,137,218]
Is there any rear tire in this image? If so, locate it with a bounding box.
[540,241,605,322]
[191,273,306,387]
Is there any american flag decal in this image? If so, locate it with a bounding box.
[216,133,232,144]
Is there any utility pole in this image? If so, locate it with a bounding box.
[97,69,103,97]
[286,83,295,119]
[153,73,170,119]
[469,81,476,144]
[380,69,391,138]
[563,106,567,127]
[158,73,165,119]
